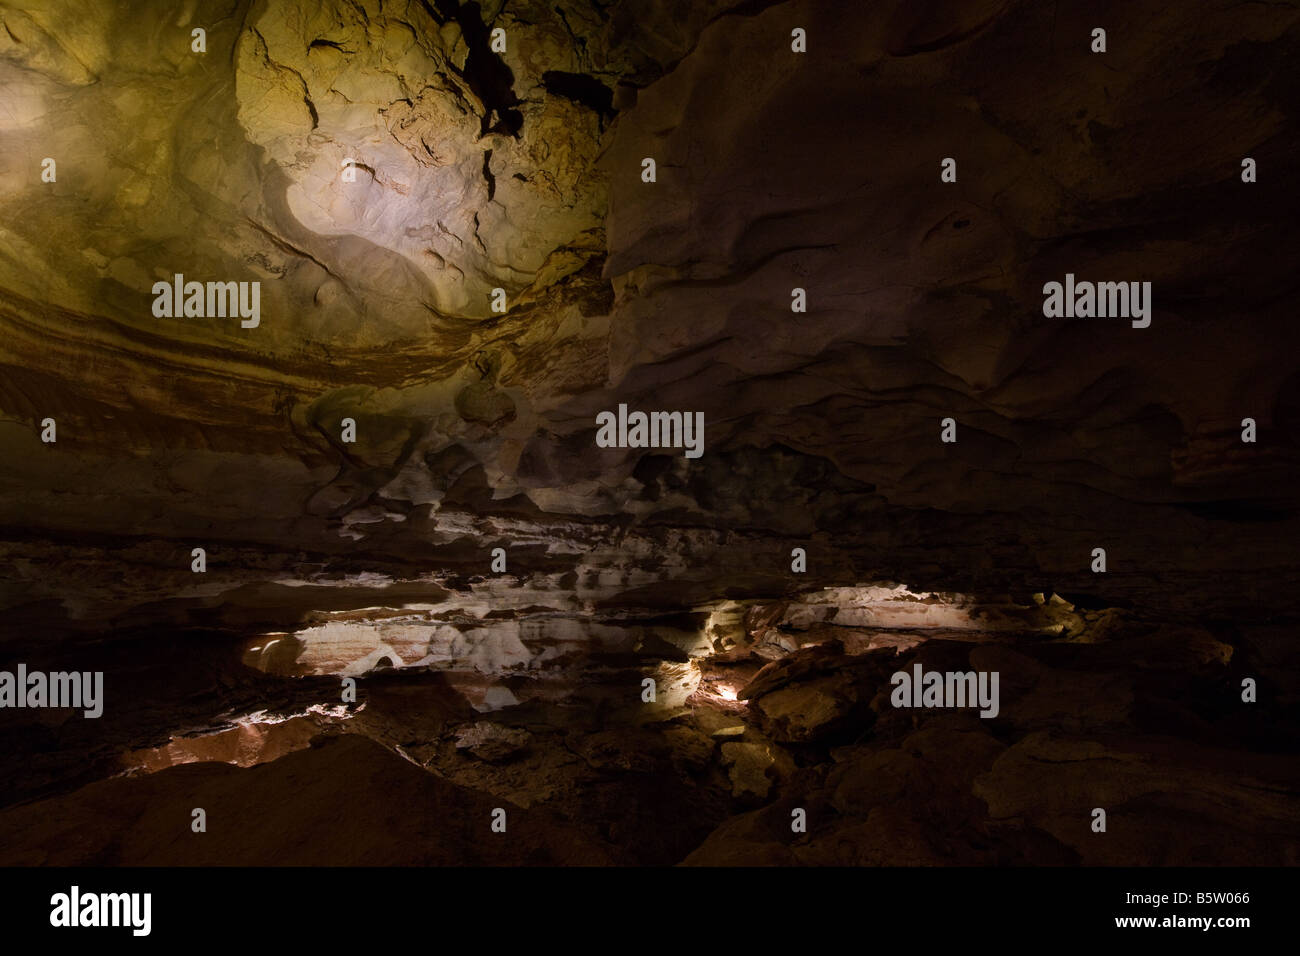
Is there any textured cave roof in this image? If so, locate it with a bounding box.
[0,0,1298,631]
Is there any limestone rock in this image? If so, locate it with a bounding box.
[454,721,531,761]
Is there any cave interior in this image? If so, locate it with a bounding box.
[0,0,1298,867]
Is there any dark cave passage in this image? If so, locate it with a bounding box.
[1,0,1298,872]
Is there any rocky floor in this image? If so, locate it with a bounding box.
[1,587,1295,866]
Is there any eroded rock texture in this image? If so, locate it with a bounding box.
[0,0,1297,866]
